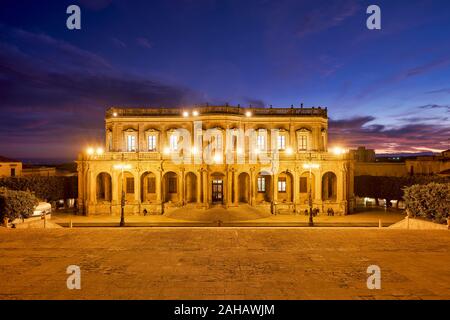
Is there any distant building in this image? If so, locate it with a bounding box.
[405,150,450,175]
[0,156,22,177]
[354,149,450,177]
[349,147,376,162]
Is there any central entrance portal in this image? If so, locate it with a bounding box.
[212,179,223,203]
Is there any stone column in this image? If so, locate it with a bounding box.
[156,169,162,203]
[134,172,141,203]
[233,170,239,205]
[314,169,322,202]
[337,165,344,202]
[89,170,96,204]
[111,170,118,204]
[249,168,255,205]
[202,169,208,206]
[293,169,299,208]
[226,169,232,207]
[273,172,278,203]
[179,169,185,205]
[196,171,202,204]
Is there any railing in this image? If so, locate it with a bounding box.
[83,151,349,161]
[106,105,327,118]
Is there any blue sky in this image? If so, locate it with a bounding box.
[0,0,449,160]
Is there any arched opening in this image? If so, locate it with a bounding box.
[299,171,315,204]
[96,172,112,202]
[238,172,250,203]
[255,171,272,203]
[185,172,197,203]
[278,171,293,203]
[211,172,225,203]
[163,171,178,203]
[141,171,156,203]
[118,171,135,202]
[322,172,337,201]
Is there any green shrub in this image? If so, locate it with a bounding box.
[403,182,450,224]
[0,188,39,222]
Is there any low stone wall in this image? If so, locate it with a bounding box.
[11,214,62,229]
[389,216,448,230]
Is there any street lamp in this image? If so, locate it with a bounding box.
[113,162,132,227]
[331,146,346,155]
[303,162,319,226]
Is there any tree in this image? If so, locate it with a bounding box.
[0,188,39,225]
[0,176,78,203]
[354,175,450,206]
[403,182,450,224]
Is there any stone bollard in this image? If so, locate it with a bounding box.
[378,219,382,228]
[3,217,8,228]
[69,219,73,228]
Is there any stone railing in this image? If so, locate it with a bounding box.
[82,151,348,162]
[106,105,327,118]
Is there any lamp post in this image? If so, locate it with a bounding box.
[114,158,131,227]
[303,160,319,227]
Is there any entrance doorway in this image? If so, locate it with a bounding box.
[212,179,223,203]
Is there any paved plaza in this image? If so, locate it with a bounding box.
[0,227,449,300]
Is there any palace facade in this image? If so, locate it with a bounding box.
[77,106,355,216]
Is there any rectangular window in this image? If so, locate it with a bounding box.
[232,135,237,150]
[148,135,157,151]
[168,177,177,193]
[126,135,136,152]
[216,134,223,150]
[147,177,156,193]
[300,177,308,193]
[169,134,178,151]
[126,177,134,193]
[277,135,286,150]
[10,168,16,177]
[278,177,286,192]
[257,176,266,192]
[299,135,308,151]
[257,134,266,150]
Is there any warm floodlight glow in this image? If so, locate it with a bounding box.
[331,147,346,155]
[96,147,104,155]
[192,110,199,116]
[113,164,132,170]
[182,111,189,117]
[113,112,118,117]
[245,111,252,117]
[191,147,198,154]
[236,148,243,155]
[213,154,221,163]
[254,148,260,155]
[86,147,94,155]
[163,147,171,154]
[286,147,293,155]
[303,163,320,170]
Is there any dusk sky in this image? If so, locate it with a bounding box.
[1,0,449,161]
